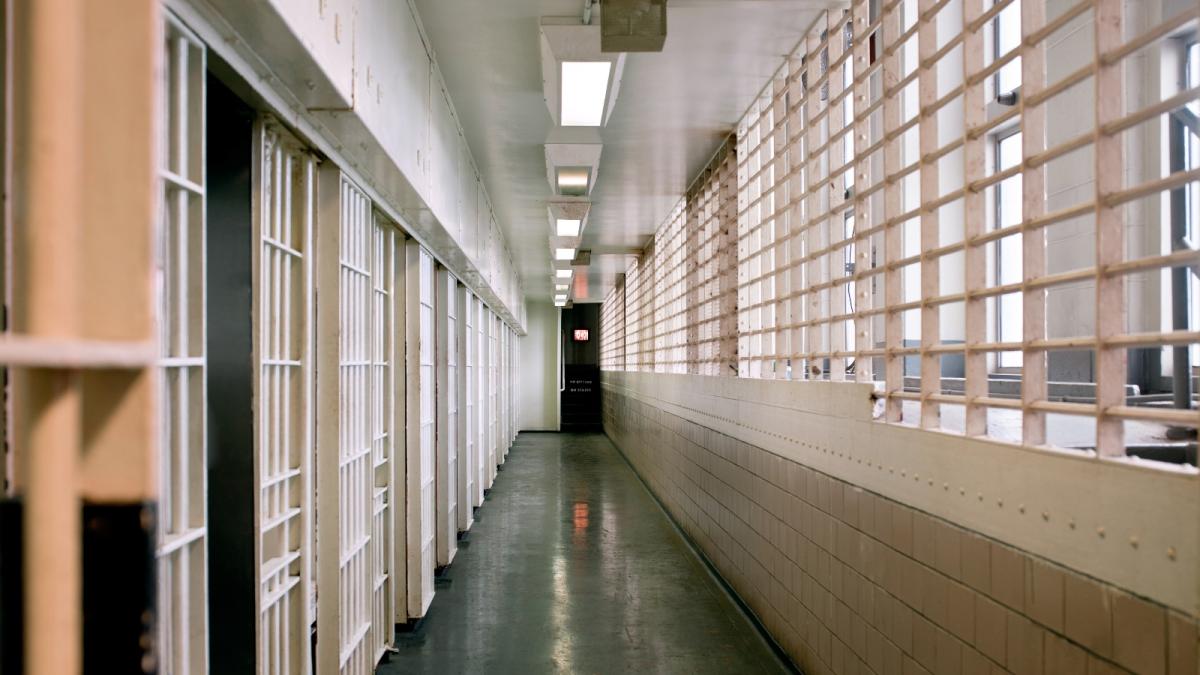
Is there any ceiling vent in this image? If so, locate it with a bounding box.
[601,0,667,52]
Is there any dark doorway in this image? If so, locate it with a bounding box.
[561,304,601,431]
[205,72,257,675]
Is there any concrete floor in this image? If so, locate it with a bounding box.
[382,432,792,674]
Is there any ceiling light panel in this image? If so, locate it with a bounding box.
[560,61,612,127]
[545,142,602,196]
[555,269,573,279]
[539,19,626,128]
[556,219,581,237]
[555,248,576,261]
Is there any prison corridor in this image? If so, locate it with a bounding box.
[382,432,790,674]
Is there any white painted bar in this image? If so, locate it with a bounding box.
[255,118,315,675]
[436,266,460,567]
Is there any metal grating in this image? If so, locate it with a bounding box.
[475,299,490,501]
[436,268,459,567]
[253,118,316,675]
[600,282,626,371]
[157,15,208,675]
[488,311,499,483]
[406,244,437,618]
[369,214,397,662]
[459,288,477,531]
[602,0,1200,463]
[335,174,373,674]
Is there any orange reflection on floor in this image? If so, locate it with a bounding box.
[572,501,590,548]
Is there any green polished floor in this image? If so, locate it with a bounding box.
[382,432,792,674]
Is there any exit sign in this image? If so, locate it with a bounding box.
[573,329,589,342]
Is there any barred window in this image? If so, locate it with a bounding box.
[601,0,1200,467]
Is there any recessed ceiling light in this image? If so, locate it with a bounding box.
[556,218,582,237]
[555,269,573,279]
[556,168,590,196]
[555,248,576,261]
[555,283,569,291]
[561,61,612,126]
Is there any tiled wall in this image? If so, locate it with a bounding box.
[603,385,1200,675]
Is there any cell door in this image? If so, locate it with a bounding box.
[157,15,208,675]
[370,215,399,662]
[315,170,396,674]
[501,328,509,458]
[497,328,506,462]
[458,288,476,531]
[474,297,489,501]
[435,267,459,567]
[405,244,436,618]
[488,312,499,484]
[252,118,315,675]
[509,327,518,445]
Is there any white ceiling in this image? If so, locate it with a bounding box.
[413,0,830,302]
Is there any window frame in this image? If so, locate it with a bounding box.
[990,123,1023,373]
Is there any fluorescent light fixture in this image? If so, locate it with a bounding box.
[555,283,569,291]
[556,167,590,196]
[555,248,576,261]
[554,300,567,307]
[556,218,581,237]
[555,269,573,279]
[561,61,612,126]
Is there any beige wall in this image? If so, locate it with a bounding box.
[604,372,1198,675]
[519,301,560,431]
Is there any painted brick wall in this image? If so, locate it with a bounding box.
[602,385,1199,675]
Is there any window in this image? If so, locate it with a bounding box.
[992,128,1023,370]
[601,1,1200,464]
[990,0,1021,99]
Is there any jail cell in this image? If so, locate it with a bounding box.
[157,15,208,675]
[252,118,316,675]
[435,267,460,567]
[405,243,437,618]
[458,287,477,532]
[369,214,400,661]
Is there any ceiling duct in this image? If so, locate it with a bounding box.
[601,0,667,52]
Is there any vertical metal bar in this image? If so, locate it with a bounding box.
[882,0,904,420]
[917,0,940,428]
[829,12,849,382]
[1093,0,1125,456]
[851,0,875,384]
[16,0,85,671]
[1020,0,1049,446]
[961,0,988,436]
[804,24,823,380]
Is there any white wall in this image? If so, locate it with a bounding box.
[174,0,526,330]
[518,301,560,431]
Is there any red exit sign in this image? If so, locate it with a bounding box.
[573,329,589,342]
